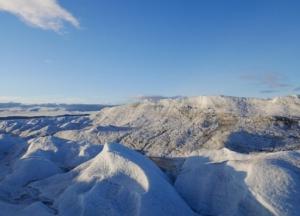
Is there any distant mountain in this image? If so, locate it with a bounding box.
[0,102,110,111]
[0,102,113,117]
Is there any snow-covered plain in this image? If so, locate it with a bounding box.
[0,96,299,215]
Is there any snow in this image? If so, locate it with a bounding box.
[0,95,299,215]
[86,95,300,156]
[24,136,102,169]
[0,134,27,179]
[175,148,300,216]
[0,115,91,138]
[0,201,56,216]
[28,143,195,216]
[0,137,195,215]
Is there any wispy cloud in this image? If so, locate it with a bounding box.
[240,72,291,94]
[0,0,79,32]
[260,90,279,94]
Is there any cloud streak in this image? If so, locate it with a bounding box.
[0,0,79,32]
[260,90,279,94]
[240,72,290,89]
[240,72,292,94]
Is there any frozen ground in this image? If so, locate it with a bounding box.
[0,96,299,215]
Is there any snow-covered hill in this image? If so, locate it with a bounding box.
[68,95,300,156]
[0,95,299,215]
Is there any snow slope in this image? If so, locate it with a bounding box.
[65,95,300,156]
[175,148,300,216]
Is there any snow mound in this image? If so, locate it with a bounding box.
[27,143,195,216]
[175,148,300,216]
[24,136,102,169]
[0,135,103,212]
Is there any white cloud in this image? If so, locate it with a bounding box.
[0,0,79,32]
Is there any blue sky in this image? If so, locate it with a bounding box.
[0,0,300,104]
